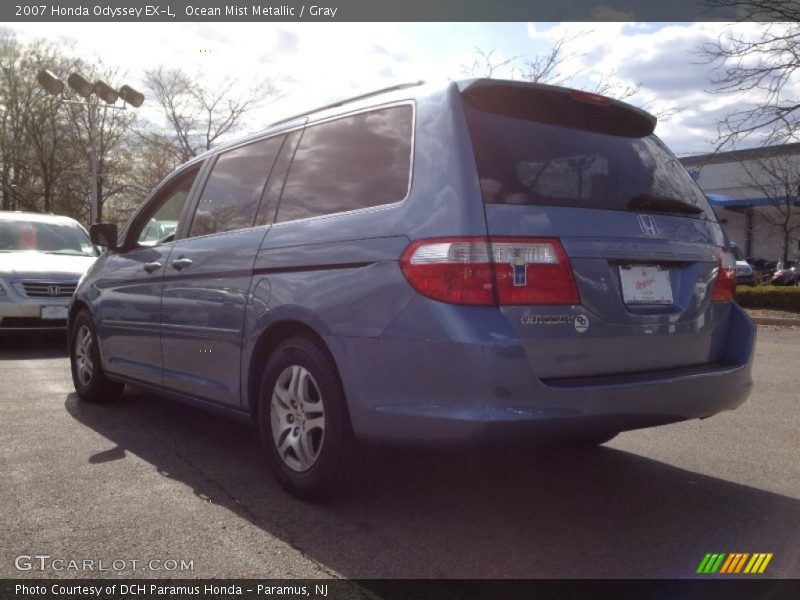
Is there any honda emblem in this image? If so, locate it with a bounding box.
[638,214,658,237]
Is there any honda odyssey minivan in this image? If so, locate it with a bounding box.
[69,80,755,499]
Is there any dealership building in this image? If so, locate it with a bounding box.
[679,143,800,261]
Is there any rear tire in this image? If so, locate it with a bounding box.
[69,310,124,403]
[257,336,366,501]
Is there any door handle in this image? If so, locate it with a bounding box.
[171,257,193,270]
[143,261,162,273]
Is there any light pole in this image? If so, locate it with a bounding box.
[36,69,144,224]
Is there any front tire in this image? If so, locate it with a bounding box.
[257,336,365,501]
[69,310,124,403]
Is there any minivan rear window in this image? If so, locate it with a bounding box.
[462,99,714,219]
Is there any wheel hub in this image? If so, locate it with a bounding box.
[269,365,325,472]
[73,324,94,388]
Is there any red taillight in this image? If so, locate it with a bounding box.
[711,247,736,302]
[570,90,612,106]
[399,237,580,306]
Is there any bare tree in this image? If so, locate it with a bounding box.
[738,154,800,261]
[460,34,647,106]
[0,32,39,212]
[127,131,182,198]
[55,60,137,224]
[703,0,800,21]
[590,70,645,105]
[144,67,280,162]
[699,3,800,149]
[515,33,580,86]
[0,32,137,224]
[0,34,87,215]
[460,48,520,79]
[97,130,183,226]
[24,73,71,214]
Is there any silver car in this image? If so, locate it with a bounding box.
[0,211,98,331]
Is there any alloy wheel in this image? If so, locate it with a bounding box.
[270,365,326,472]
[74,324,94,387]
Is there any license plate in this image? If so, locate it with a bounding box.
[619,265,673,305]
[41,306,68,320]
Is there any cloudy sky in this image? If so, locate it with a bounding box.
[6,21,783,156]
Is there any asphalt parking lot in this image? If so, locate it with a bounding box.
[1,327,798,579]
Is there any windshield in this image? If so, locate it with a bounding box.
[463,101,715,219]
[0,219,99,256]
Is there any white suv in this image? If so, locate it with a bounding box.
[0,211,98,331]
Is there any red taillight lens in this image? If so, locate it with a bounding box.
[491,238,580,304]
[570,90,612,106]
[711,247,736,302]
[400,237,580,306]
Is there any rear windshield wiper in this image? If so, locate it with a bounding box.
[627,193,704,215]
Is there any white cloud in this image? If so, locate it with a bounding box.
[7,21,795,155]
[8,22,444,134]
[523,22,795,154]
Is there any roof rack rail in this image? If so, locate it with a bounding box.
[270,80,425,127]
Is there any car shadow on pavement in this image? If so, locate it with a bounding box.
[65,388,799,579]
[0,332,68,360]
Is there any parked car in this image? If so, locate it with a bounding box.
[140,218,179,244]
[731,245,756,286]
[771,261,799,286]
[69,80,755,499]
[0,211,98,331]
[735,262,756,286]
[745,257,776,285]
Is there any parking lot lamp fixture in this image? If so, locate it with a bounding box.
[36,70,144,223]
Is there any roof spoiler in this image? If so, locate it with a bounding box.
[458,79,657,138]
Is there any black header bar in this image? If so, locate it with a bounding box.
[4,579,800,600]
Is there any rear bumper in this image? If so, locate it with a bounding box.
[359,360,752,443]
[331,303,755,443]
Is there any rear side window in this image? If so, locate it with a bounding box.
[190,135,284,237]
[276,105,413,223]
[463,96,714,219]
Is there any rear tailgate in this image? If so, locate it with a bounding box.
[460,80,732,379]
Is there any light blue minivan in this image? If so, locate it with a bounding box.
[70,80,755,499]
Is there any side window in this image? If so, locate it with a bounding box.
[254,129,303,227]
[189,136,284,237]
[136,166,200,247]
[277,105,413,223]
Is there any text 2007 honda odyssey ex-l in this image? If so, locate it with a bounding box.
[70,80,755,499]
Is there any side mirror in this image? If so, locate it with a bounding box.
[89,223,119,250]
